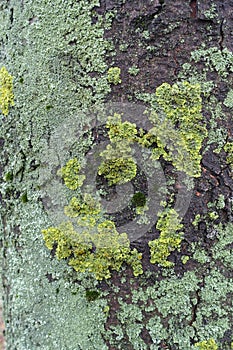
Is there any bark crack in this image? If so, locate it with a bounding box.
[218,19,225,51]
[190,0,197,19]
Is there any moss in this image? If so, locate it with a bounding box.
[4,171,13,182]
[21,192,28,203]
[0,66,14,116]
[85,289,100,302]
[131,192,146,208]
[107,66,121,85]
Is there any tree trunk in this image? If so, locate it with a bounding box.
[1,1,233,349]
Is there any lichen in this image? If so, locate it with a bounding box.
[0,66,14,116]
[42,165,143,280]
[0,0,114,348]
[148,207,183,267]
[224,142,233,169]
[107,66,121,85]
[149,81,207,177]
[58,158,85,190]
[98,142,137,185]
[195,338,218,350]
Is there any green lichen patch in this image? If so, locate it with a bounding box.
[136,81,207,177]
[191,47,233,79]
[150,81,207,177]
[107,66,121,85]
[106,113,138,143]
[42,218,143,280]
[224,89,233,109]
[195,338,218,350]
[149,207,183,267]
[98,142,137,187]
[224,142,233,169]
[104,223,233,349]
[42,165,143,280]
[59,158,86,190]
[0,66,14,116]
[0,0,115,348]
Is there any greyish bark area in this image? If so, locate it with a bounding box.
[0,1,233,349]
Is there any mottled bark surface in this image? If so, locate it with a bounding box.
[1,1,233,349]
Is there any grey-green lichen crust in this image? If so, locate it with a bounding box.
[2,203,109,350]
[0,0,112,348]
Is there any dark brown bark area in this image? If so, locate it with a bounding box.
[97,0,232,98]
[94,1,233,349]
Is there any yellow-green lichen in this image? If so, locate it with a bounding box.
[106,113,137,143]
[98,141,137,185]
[148,208,183,267]
[59,158,85,190]
[149,81,207,177]
[107,66,121,85]
[42,160,143,279]
[0,66,14,116]
[224,142,233,169]
[42,218,143,280]
[195,338,218,350]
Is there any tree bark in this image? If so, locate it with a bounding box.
[1,1,233,349]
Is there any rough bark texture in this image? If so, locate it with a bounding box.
[0,1,233,349]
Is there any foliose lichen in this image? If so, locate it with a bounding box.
[0,66,14,116]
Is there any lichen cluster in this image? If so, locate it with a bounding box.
[195,338,218,350]
[0,0,114,348]
[149,208,183,267]
[59,158,86,190]
[107,66,121,85]
[42,158,143,280]
[105,224,233,349]
[149,81,207,177]
[98,141,137,185]
[0,66,14,116]
[224,142,233,170]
